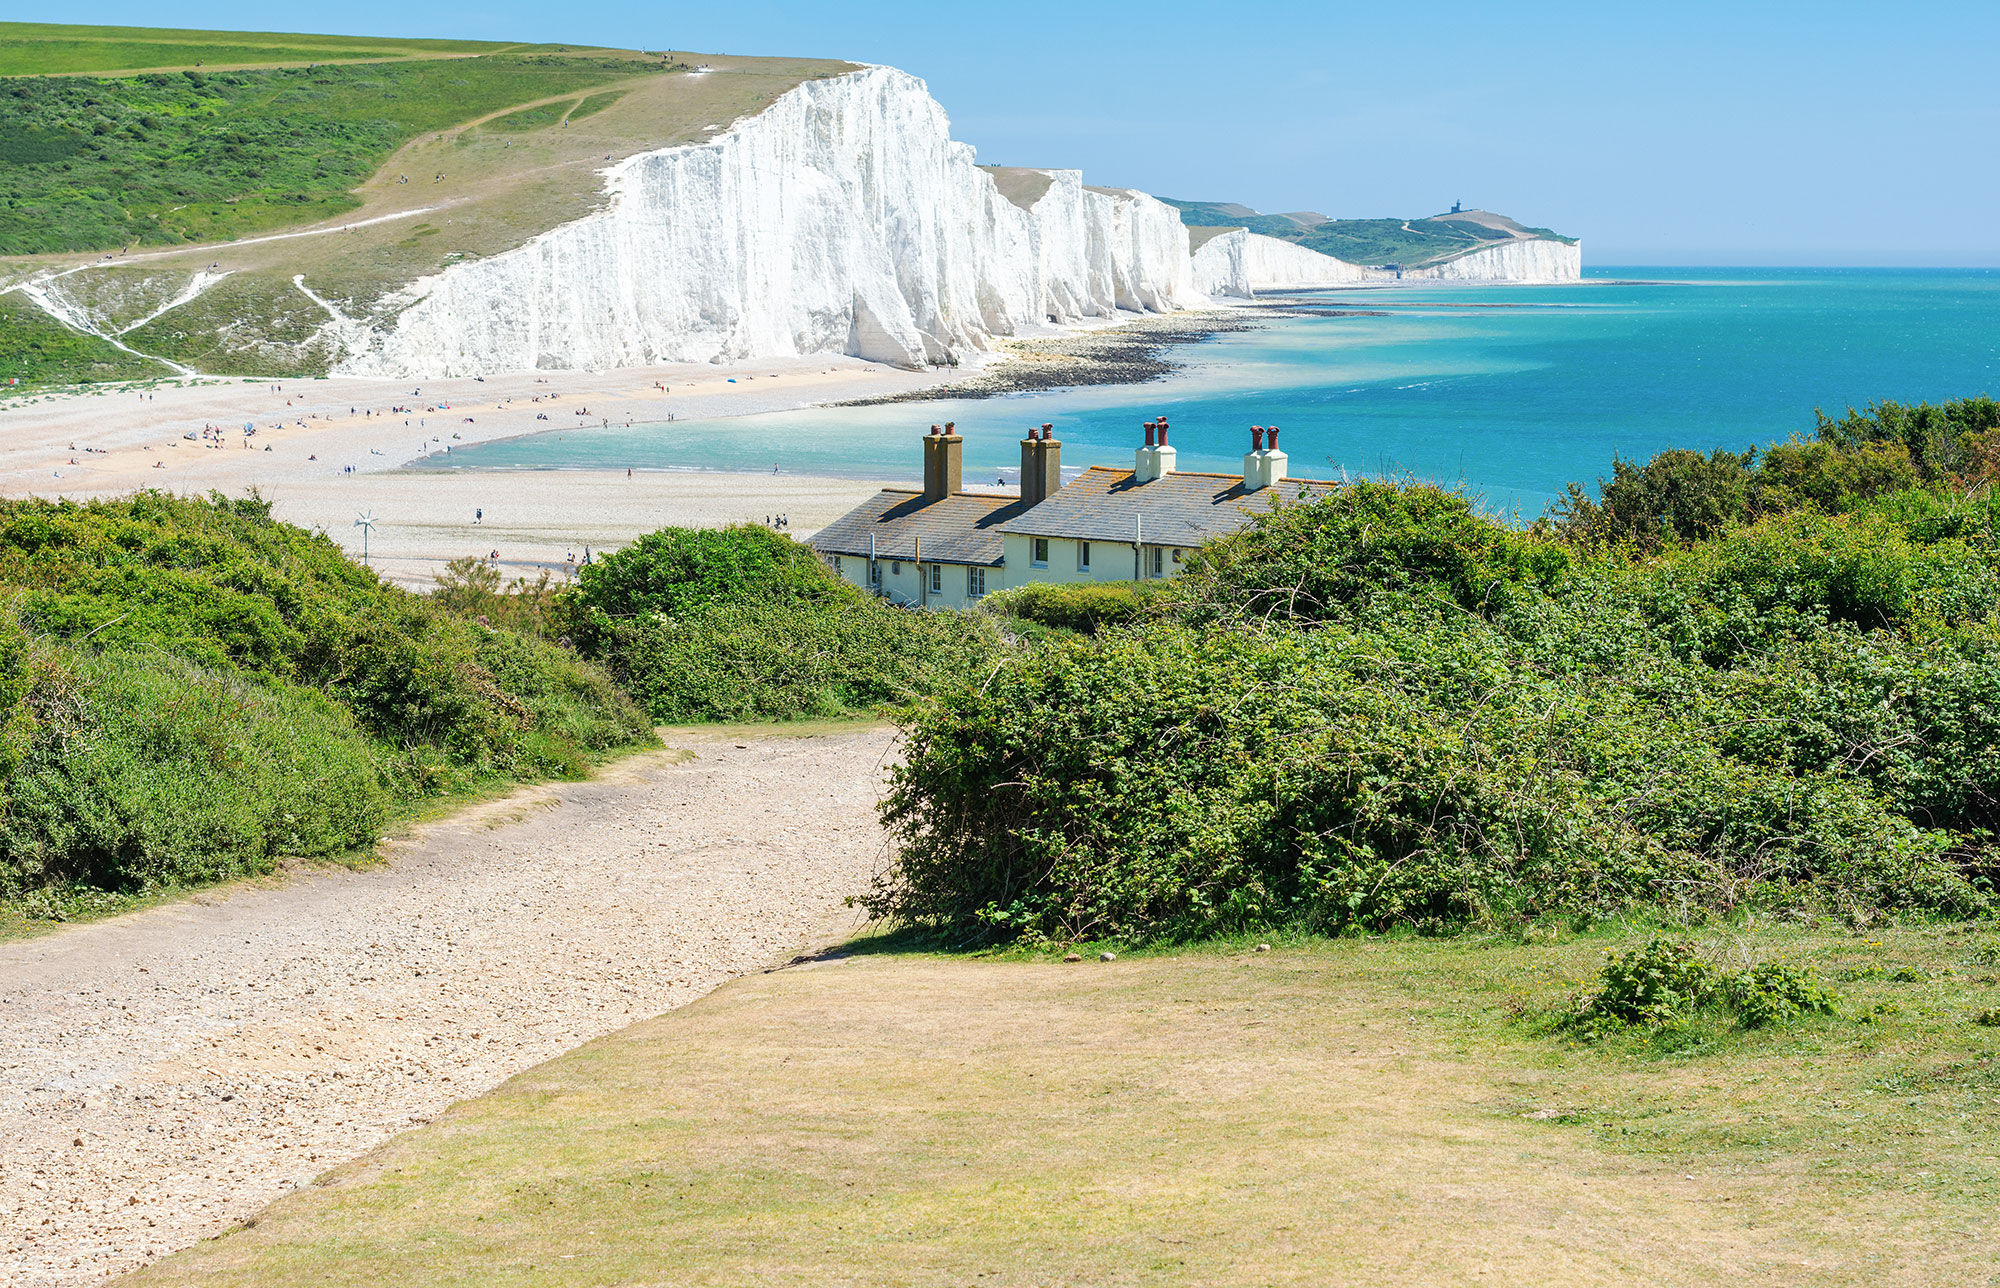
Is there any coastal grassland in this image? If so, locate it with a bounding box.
[0,491,652,911]
[0,22,535,76]
[121,926,1999,1287]
[0,51,664,254]
[1161,198,1576,268]
[0,292,168,384]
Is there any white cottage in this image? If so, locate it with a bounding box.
[808,419,1338,604]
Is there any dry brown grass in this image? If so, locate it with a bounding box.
[119,927,2000,1287]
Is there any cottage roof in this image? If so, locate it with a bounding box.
[807,489,1025,566]
[994,466,1339,545]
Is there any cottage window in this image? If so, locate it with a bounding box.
[1172,547,1183,564]
[928,564,942,593]
[891,559,902,574]
[1149,546,1164,578]
[1032,538,1049,567]
[1078,541,1091,571]
[967,566,986,597]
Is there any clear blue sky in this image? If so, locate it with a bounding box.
[35,0,2000,264]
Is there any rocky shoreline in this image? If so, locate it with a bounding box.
[837,309,1261,405]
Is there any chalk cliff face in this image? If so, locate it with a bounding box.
[1402,237,1582,282]
[339,68,1207,377]
[1192,230,1372,296]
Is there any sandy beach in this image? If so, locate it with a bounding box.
[0,354,967,586]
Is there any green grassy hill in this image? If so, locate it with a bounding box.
[1163,198,1576,269]
[0,50,659,254]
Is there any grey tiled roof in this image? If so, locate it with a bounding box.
[994,466,1339,545]
[807,489,1025,566]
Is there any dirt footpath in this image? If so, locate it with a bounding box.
[0,725,898,1288]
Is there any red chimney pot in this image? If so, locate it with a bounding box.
[1268,425,1281,450]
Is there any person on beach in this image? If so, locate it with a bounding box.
[475,508,483,525]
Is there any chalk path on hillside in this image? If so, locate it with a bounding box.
[0,726,898,1288]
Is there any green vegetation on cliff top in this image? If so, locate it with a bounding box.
[0,42,660,254]
[1162,197,1576,269]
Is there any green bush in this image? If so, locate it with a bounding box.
[980,580,1163,634]
[598,599,1003,725]
[1563,941,1839,1036]
[1566,940,1717,1032]
[1169,481,1568,625]
[1722,960,1841,1029]
[873,464,2000,945]
[0,647,390,896]
[570,524,857,635]
[0,492,651,901]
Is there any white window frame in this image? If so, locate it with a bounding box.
[967,566,986,598]
[1078,540,1091,572]
[928,564,942,594]
[1149,546,1164,578]
[1031,537,1049,567]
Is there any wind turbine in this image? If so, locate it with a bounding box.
[354,511,377,566]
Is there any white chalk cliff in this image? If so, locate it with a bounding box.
[337,67,1579,377]
[1193,230,1374,296]
[340,68,1213,377]
[1401,237,1582,282]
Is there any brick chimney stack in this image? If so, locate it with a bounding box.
[1020,422,1062,507]
[922,421,963,502]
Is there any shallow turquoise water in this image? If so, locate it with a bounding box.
[419,267,2000,517]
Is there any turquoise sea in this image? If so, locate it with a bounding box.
[419,268,2000,517]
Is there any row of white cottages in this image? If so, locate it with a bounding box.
[807,419,1335,608]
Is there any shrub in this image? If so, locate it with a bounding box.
[1549,448,1754,549]
[1721,961,1841,1029]
[597,598,1003,725]
[980,580,1163,634]
[0,492,651,900]
[1169,482,1568,625]
[1564,941,1840,1036]
[570,524,856,637]
[1566,940,1717,1032]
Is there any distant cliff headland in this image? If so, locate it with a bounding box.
[0,22,1580,387]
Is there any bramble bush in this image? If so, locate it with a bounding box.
[558,524,1005,724]
[871,427,2000,944]
[980,580,1164,635]
[0,492,651,899]
[1561,939,1840,1036]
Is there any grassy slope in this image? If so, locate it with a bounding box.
[0,292,168,384]
[0,24,852,382]
[0,55,662,255]
[124,926,1998,1287]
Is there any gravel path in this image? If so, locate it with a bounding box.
[0,726,898,1288]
